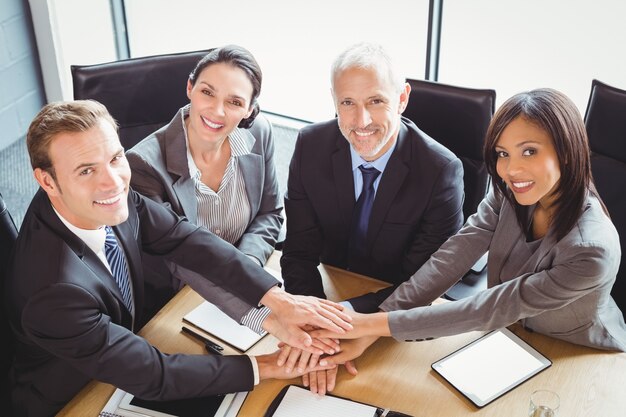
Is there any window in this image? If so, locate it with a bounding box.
[124,0,429,122]
[439,0,626,112]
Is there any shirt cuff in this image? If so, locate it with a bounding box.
[247,355,260,385]
[339,300,354,310]
[240,306,271,335]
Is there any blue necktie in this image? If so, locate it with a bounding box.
[349,165,381,262]
[104,226,133,313]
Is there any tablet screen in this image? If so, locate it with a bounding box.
[119,392,235,417]
[431,328,551,407]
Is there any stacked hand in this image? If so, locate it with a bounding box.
[260,287,353,354]
[256,350,336,381]
[269,308,388,394]
[257,289,389,392]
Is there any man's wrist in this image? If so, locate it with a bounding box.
[247,355,260,385]
[259,285,287,310]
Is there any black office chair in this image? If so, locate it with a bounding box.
[403,78,496,300]
[1,193,18,415]
[584,79,626,320]
[71,49,211,150]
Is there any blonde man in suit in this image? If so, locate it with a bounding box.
[5,100,349,416]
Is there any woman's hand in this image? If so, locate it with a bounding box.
[311,311,390,340]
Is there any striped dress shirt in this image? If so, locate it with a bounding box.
[182,111,269,334]
[182,109,252,248]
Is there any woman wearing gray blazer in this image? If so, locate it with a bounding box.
[127,46,282,265]
[312,89,626,364]
[126,46,283,320]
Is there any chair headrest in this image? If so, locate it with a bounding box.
[584,79,626,164]
[404,79,496,161]
[71,49,212,149]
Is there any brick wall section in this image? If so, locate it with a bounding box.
[0,0,45,152]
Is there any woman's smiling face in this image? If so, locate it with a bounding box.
[495,115,561,209]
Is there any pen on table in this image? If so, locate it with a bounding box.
[181,326,224,355]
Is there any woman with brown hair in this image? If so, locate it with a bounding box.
[311,89,626,382]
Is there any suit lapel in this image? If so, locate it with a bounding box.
[331,133,356,230]
[165,110,198,224]
[236,129,261,221]
[36,190,134,324]
[239,153,262,220]
[489,200,525,287]
[366,124,410,249]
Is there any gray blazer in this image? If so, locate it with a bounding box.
[381,189,626,351]
[126,106,283,265]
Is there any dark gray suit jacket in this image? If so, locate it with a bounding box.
[382,189,626,351]
[281,117,464,312]
[5,189,278,416]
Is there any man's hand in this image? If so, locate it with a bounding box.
[261,287,352,353]
[303,361,358,395]
[276,333,340,373]
[277,344,320,374]
[257,350,335,381]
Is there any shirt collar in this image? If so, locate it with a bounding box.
[349,136,397,173]
[52,206,106,255]
[181,104,252,179]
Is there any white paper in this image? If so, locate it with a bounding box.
[183,301,266,351]
[272,386,376,417]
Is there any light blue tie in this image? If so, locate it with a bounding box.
[104,226,133,312]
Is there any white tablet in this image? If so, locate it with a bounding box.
[431,328,551,408]
[118,391,239,417]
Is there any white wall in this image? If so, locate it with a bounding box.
[29,0,626,119]
[0,0,45,150]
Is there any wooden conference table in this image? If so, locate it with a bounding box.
[58,252,626,417]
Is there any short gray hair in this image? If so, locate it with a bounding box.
[330,42,405,92]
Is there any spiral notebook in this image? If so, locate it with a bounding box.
[99,387,247,417]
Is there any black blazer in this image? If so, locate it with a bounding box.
[280,117,464,312]
[5,189,278,417]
